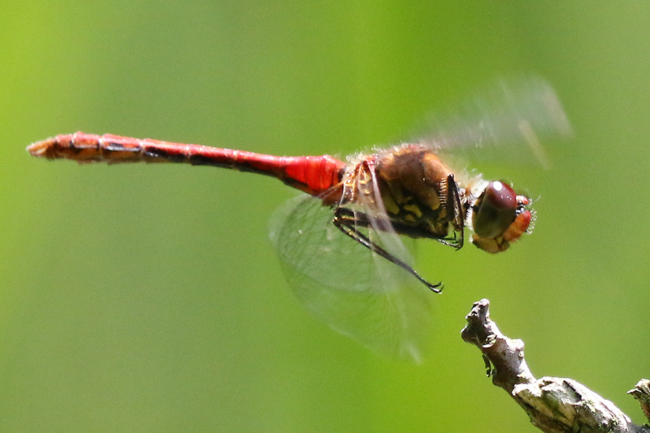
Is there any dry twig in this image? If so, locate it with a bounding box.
[461,299,650,433]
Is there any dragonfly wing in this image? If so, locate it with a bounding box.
[269,194,435,362]
[412,75,572,169]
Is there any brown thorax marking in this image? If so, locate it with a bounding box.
[344,144,459,240]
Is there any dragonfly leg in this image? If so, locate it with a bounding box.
[333,208,443,293]
[431,174,464,250]
[442,174,464,250]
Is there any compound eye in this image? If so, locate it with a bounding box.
[473,181,518,239]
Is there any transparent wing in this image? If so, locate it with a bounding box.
[269,193,435,363]
[411,75,573,169]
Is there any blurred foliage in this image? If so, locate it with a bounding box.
[1,1,649,432]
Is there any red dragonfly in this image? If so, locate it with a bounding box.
[27,78,570,361]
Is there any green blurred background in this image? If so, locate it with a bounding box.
[1,2,649,432]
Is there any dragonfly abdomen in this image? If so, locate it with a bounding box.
[27,132,347,196]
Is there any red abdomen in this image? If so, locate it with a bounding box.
[27,132,348,196]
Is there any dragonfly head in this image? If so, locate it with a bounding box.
[470,180,533,254]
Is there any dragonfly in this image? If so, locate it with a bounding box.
[27,77,570,362]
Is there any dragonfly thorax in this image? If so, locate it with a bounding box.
[348,144,465,243]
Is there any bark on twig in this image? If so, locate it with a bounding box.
[461,299,650,433]
[629,380,650,423]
